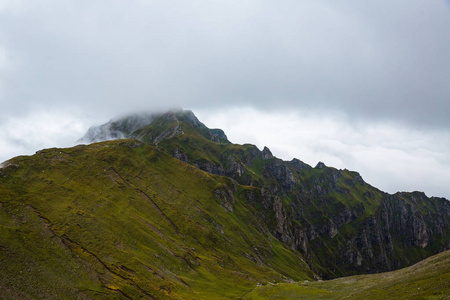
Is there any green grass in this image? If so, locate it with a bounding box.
[0,140,313,299]
[245,249,450,299]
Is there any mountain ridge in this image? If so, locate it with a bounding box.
[77,109,449,279]
[0,109,448,298]
[0,139,314,299]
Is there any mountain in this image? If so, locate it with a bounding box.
[78,110,229,145]
[0,140,313,299]
[0,109,449,298]
[81,109,450,278]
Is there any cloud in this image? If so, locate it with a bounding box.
[0,1,449,198]
[0,109,88,164]
[0,0,448,127]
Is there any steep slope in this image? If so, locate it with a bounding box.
[0,140,313,299]
[80,109,450,279]
[244,249,450,299]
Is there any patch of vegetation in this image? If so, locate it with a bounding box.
[245,249,450,299]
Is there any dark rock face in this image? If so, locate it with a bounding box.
[227,160,246,177]
[194,160,224,176]
[262,147,274,160]
[263,161,296,191]
[192,157,246,178]
[209,129,228,142]
[337,193,449,274]
[195,143,449,278]
[289,158,311,171]
[274,191,450,278]
[315,162,326,169]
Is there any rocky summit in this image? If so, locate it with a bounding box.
[1,109,449,299]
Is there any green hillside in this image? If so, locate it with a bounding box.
[244,249,450,299]
[113,110,449,279]
[1,109,449,299]
[0,140,313,299]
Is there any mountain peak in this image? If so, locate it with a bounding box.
[262,146,274,160]
[166,109,202,127]
[79,109,229,144]
[156,109,201,126]
[315,161,326,169]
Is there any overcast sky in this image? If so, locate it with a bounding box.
[1,1,449,199]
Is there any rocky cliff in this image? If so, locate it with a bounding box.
[79,109,450,279]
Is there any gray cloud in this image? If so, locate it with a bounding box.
[0,1,449,198]
[1,0,449,127]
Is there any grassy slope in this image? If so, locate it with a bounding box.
[244,249,450,299]
[149,120,449,279]
[0,140,313,299]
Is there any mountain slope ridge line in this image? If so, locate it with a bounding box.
[78,109,449,279]
[0,109,448,299]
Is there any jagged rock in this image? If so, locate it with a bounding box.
[227,161,245,176]
[261,188,273,210]
[273,196,286,234]
[292,227,309,256]
[315,162,326,169]
[264,161,296,191]
[209,128,228,142]
[289,158,311,170]
[245,146,262,165]
[262,146,274,160]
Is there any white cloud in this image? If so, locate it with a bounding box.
[0,0,26,13]
[0,0,449,127]
[0,109,89,164]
